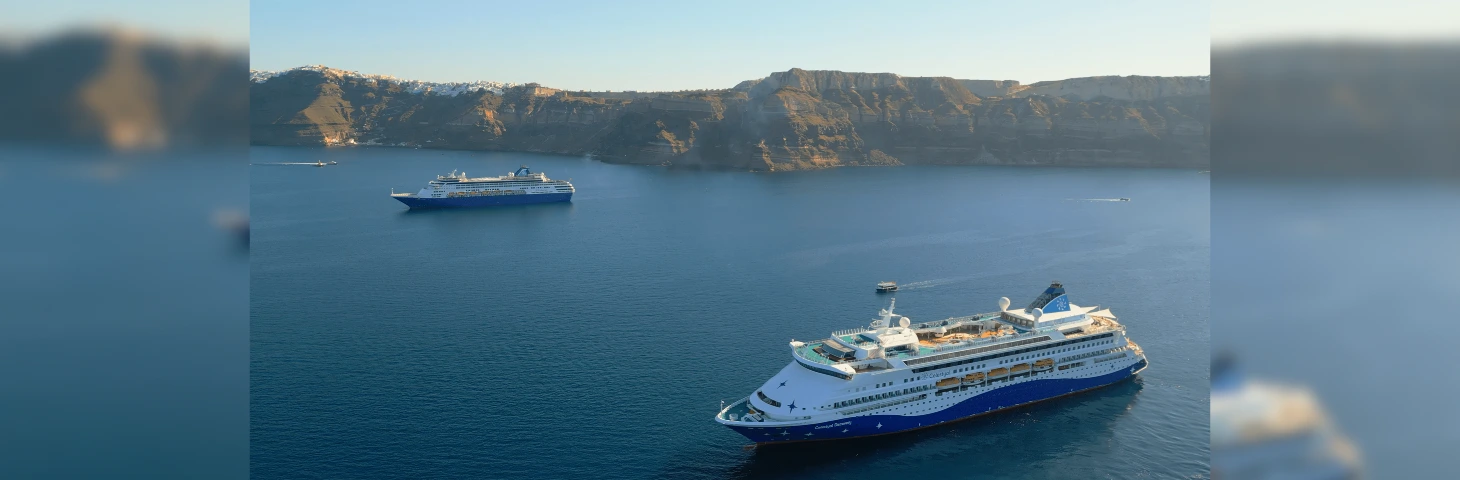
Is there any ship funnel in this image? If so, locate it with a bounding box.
[1024,281,1070,314]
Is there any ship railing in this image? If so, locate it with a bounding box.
[849,360,891,372]
[1062,323,1118,338]
[719,397,761,422]
[925,332,1010,352]
[832,328,868,338]
[840,393,927,415]
[793,344,838,365]
[1038,315,1091,328]
[912,314,984,330]
[1059,346,1127,364]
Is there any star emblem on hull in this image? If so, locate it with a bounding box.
[876,422,883,429]
[804,432,814,437]
[842,429,849,433]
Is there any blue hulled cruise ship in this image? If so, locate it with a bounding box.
[390,166,573,209]
[715,282,1148,444]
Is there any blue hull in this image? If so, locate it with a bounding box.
[392,192,571,209]
[728,358,1147,444]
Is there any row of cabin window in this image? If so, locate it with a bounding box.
[833,384,932,409]
[840,351,1128,410]
[910,333,1115,374]
[1000,339,1114,364]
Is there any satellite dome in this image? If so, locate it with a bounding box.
[898,317,910,328]
[998,297,1011,311]
[1033,308,1044,320]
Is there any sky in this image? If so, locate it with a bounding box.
[1212,0,1460,45]
[248,0,1211,91]
[1,0,249,47]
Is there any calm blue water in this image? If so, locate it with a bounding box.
[0,148,249,479]
[250,146,1209,479]
[1212,179,1460,478]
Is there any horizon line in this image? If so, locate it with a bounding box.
[248,63,1213,93]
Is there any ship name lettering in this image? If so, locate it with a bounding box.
[816,421,852,430]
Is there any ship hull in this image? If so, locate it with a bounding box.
[392,192,571,209]
[726,357,1147,444]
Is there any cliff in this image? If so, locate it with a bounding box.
[1014,75,1209,101]
[251,67,1209,170]
[1,30,248,150]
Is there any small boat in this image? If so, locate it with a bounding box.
[876,281,898,293]
[1118,198,1130,202]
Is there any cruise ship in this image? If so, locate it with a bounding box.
[715,282,1148,444]
[389,166,573,209]
[1210,354,1362,478]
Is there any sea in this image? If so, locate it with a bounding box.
[249,146,1210,479]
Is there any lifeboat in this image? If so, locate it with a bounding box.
[1034,358,1055,369]
[988,367,1009,378]
[1011,363,1031,374]
[962,372,985,383]
[936,377,960,388]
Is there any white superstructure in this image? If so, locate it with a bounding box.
[392,166,574,200]
[715,282,1148,443]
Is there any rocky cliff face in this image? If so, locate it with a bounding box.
[251,67,1209,170]
[1,31,248,150]
[1015,75,1210,101]
[958,75,1209,101]
[958,79,1023,98]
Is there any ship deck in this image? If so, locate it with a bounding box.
[797,313,1123,368]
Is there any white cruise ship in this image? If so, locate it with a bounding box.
[715,282,1148,444]
[389,166,573,209]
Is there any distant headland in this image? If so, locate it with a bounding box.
[250,65,1209,171]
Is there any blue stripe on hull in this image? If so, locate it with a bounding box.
[392,192,572,209]
[728,358,1147,444]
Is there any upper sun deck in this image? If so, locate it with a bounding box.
[789,282,1122,378]
[430,166,559,184]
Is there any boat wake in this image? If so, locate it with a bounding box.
[895,279,941,290]
[251,162,336,166]
[895,276,975,290]
[1067,198,1130,202]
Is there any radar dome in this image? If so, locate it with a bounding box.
[998,297,1011,311]
[1033,308,1044,320]
[898,317,910,328]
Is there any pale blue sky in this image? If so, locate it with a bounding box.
[1,0,249,46]
[248,0,1210,91]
